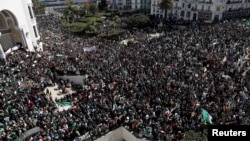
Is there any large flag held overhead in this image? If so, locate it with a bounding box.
[245,19,250,26]
[201,108,212,124]
[56,102,72,112]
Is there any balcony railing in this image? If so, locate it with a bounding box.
[226,0,243,4]
[173,7,182,9]
[198,9,212,13]
[198,0,213,4]
[191,7,198,11]
[152,4,159,6]
[183,0,197,3]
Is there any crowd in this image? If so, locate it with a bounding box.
[0,13,249,141]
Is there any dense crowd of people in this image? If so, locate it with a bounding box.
[0,13,249,141]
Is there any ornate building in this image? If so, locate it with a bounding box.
[151,0,250,21]
[0,0,40,53]
[113,0,151,13]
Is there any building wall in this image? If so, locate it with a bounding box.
[0,0,39,51]
[151,0,165,17]
[113,0,150,12]
[131,0,141,10]
[39,0,85,6]
[151,0,250,21]
[140,0,151,12]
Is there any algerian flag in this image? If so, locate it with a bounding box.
[201,108,212,124]
[245,20,250,26]
[55,53,63,57]
[56,102,72,112]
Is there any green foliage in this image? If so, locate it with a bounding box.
[103,13,112,17]
[89,3,99,15]
[78,16,103,23]
[99,29,125,39]
[181,130,208,141]
[181,125,208,141]
[159,0,173,11]
[113,16,121,24]
[65,0,74,6]
[68,22,87,33]
[126,13,151,28]
[106,9,118,13]
[32,0,45,14]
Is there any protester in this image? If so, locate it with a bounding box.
[0,14,249,141]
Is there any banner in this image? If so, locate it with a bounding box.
[83,46,96,52]
[56,102,72,111]
[15,127,42,141]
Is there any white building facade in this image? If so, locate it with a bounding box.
[151,0,165,17]
[113,0,140,10]
[39,0,85,6]
[113,0,150,12]
[151,0,250,21]
[0,0,40,52]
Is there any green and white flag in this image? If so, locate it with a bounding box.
[245,19,250,26]
[201,108,212,124]
[56,102,72,112]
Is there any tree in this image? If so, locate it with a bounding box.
[98,0,107,11]
[65,0,74,6]
[64,5,74,23]
[159,0,173,18]
[111,16,121,29]
[32,0,45,15]
[126,13,151,28]
[88,3,98,15]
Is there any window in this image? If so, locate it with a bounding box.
[208,6,211,11]
[217,7,220,11]
[28,6,33,19]
[181,11,185,17]
[182,3,185,8]
[33,26,38,38]
[202,5,204,11]
[186,12,190,18]
[188,4,191,8]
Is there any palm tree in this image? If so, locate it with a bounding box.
[159,0,173,18]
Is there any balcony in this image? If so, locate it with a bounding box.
[191,7,198,11]
[182,0,197,3]
[226,0,243,4]
[173,7,182,9]
[152,4,159,6]
[198,9,212,13]
[198,0,213,4]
